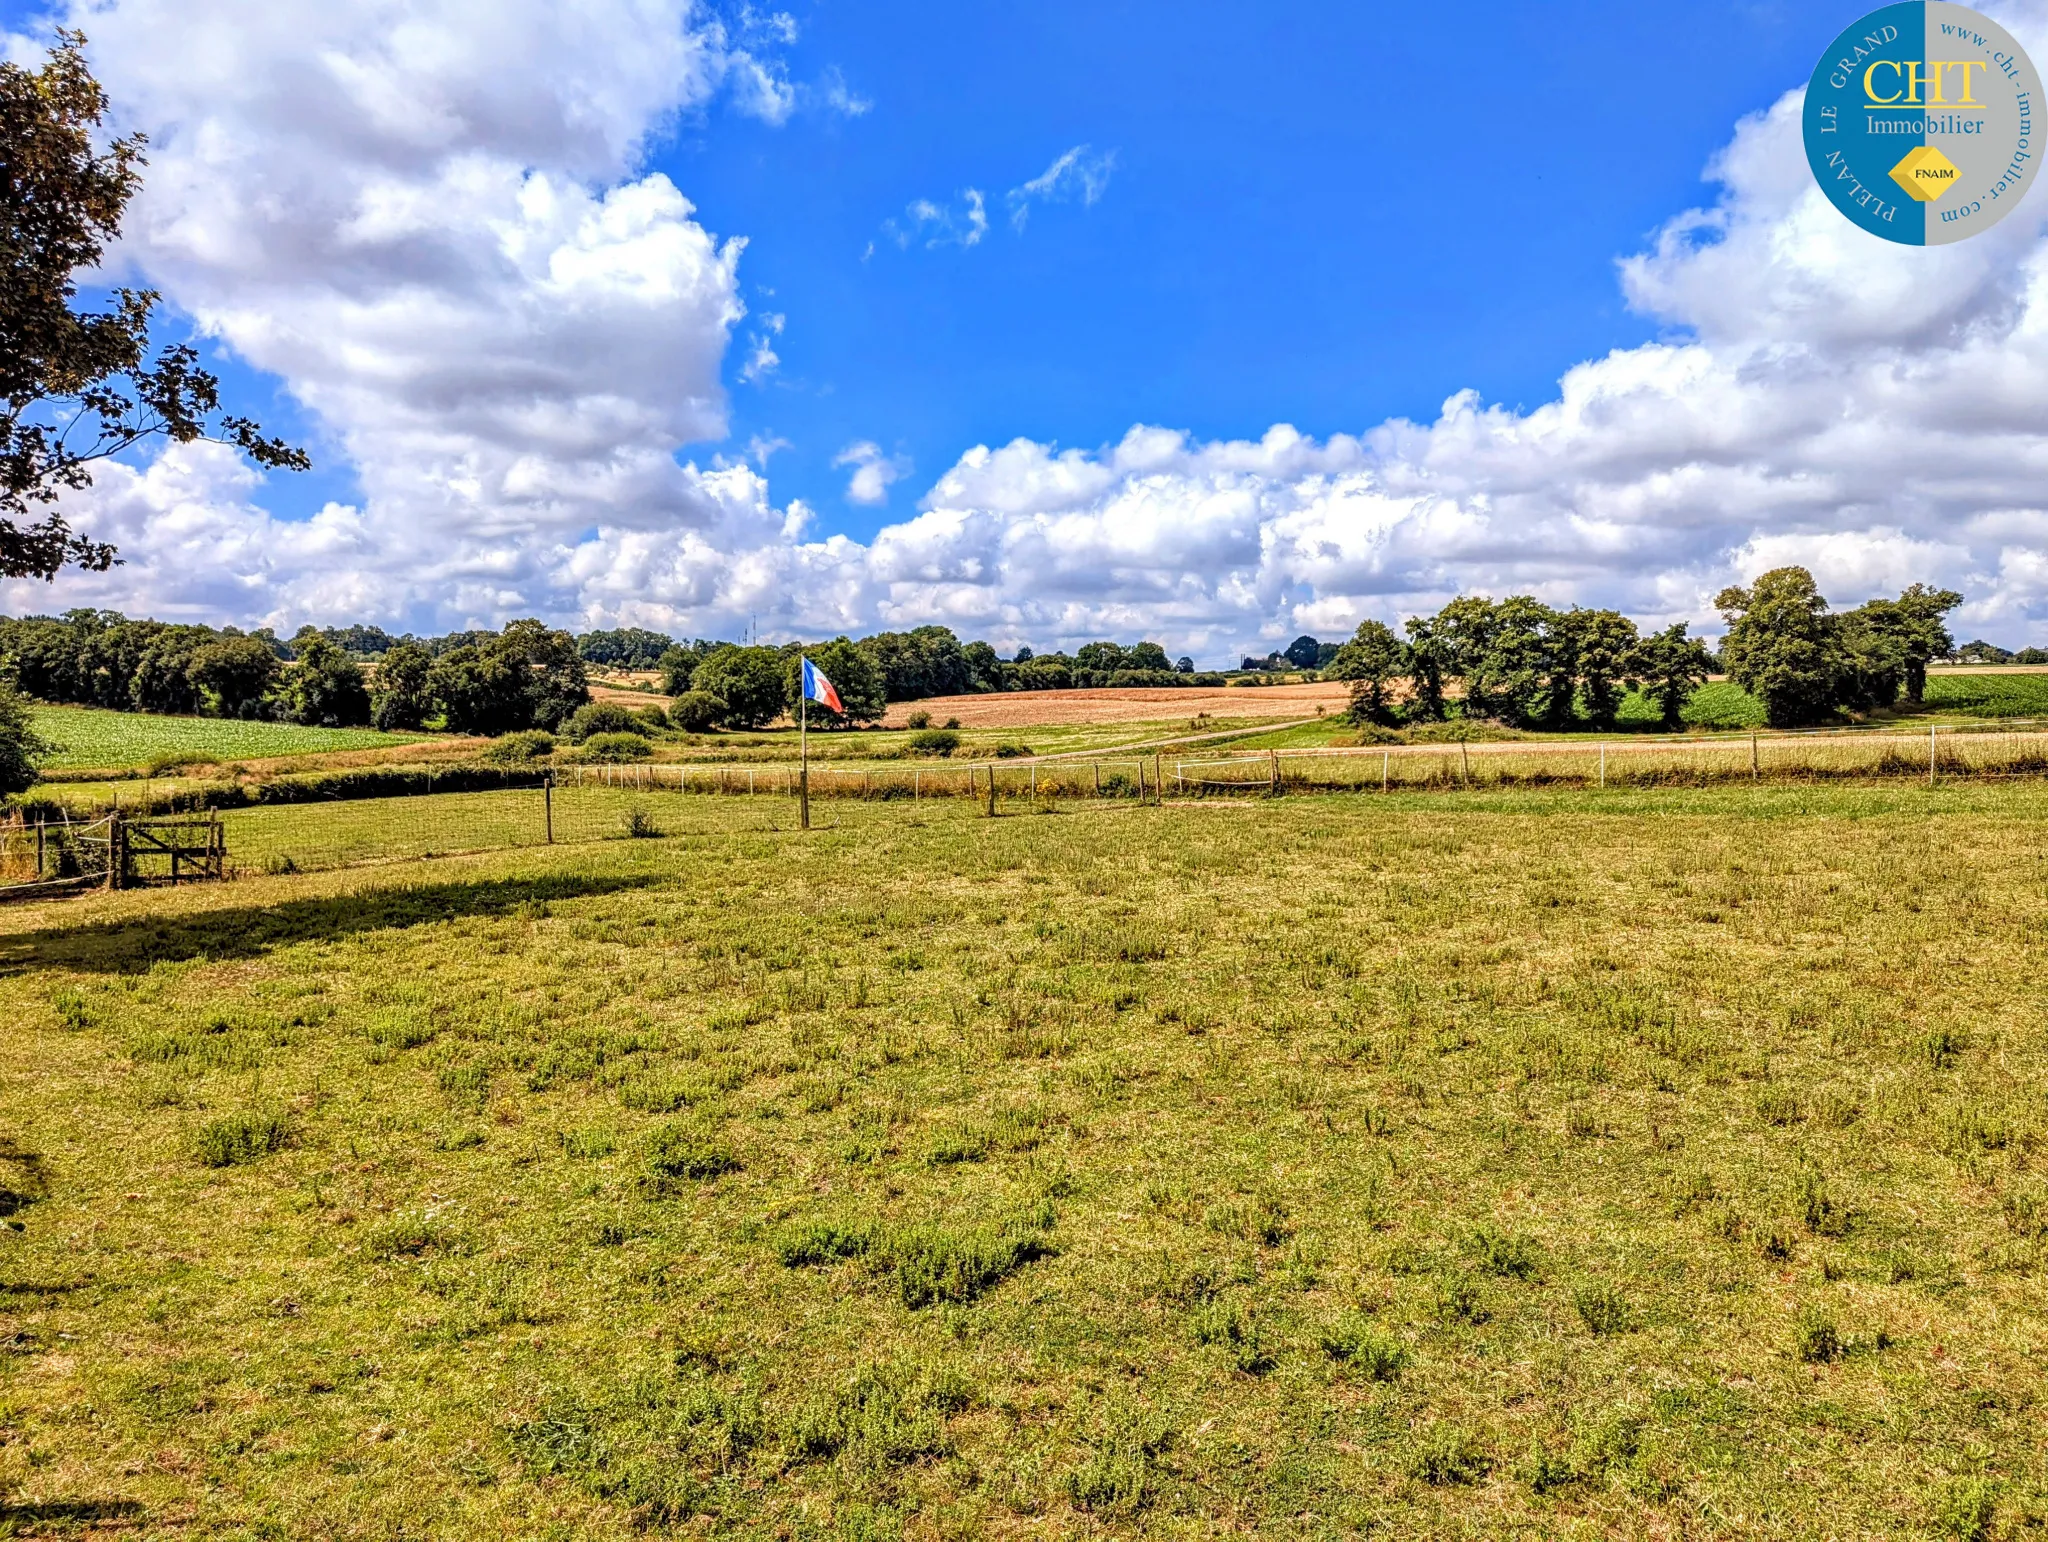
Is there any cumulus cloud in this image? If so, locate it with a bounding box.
[834,442,911,506]
[1008,144,1115,230]
[15,2,2048,658]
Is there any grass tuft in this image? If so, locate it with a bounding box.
[192,1110,293,1168]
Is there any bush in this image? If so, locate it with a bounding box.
[908,728,961,756]
[667,690,725,733]
[622,806,661,839]
[482,730,555,764]
[635,704,669,731]
[563,701,646,743]
[194,1110,293,1167]
[904,709,932,729]
[580,732,653,763]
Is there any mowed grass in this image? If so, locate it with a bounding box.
[0,790,2046,1536]
[33,705,424,771]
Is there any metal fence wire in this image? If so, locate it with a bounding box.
[3,724,2045,896]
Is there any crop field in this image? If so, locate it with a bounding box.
[1922,672,2048,718]
[32,707,426,772]
[1,787,2047,1537]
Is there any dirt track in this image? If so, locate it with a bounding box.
[880,682,1350,728]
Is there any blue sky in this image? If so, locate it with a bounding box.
[675,0,1823,537]
[104,0,1826,535]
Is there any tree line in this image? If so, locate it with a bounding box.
[1324,570,1964,730]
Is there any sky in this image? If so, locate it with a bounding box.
[5,0,2048,662]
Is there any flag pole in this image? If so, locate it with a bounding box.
[799,658,810,831]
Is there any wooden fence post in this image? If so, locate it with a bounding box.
[106,811,123,892]
[1270,749,1280,795]
[1093,762,1101,797]
[1154,752,1163,805]
[544,775,554,844]
[986,763,997,817]
[1460,739,1470,787]
[1382,750,1389,793]
[1930,722,1937,786]
[1751,732,1759,781]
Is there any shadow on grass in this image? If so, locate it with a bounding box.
[0,1499,145,1526]
[0,872,660,976]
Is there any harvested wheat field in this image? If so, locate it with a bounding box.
[880,680,1350,728]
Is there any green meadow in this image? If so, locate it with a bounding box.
[0,787,2045,1537]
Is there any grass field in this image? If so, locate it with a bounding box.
[32,706,426,772]
[2,788,2046,1536]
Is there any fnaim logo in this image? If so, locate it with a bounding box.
[1804,2,2041,244]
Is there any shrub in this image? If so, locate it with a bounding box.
[563,702,646,743]
[635,704,669,731]
[667,691,725,732]
[193,1110,293,1167]
[482,729,555,764]
[1573,1282,1631,1336]
[908,728,961,757]
[904,709,932,729]
[622,806,662,839]
[581,732,653,763]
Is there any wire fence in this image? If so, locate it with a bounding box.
[4,724,2045,897]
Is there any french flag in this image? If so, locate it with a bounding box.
[800,656,843,714]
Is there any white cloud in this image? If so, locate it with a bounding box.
[833,441,911,505]
[882,189,987,250]
[16,4,2048,658]
[1008,144,1115,230]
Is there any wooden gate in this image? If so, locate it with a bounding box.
[112,814,227,888]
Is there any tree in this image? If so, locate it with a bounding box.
[1128,641,1172,673]
[691,645,786,728]
[1403,614,1450,721]
[1560,608,1639,731]
[0,675,50,794]
[1834,601,1908,711]
[858,625,974,701]
[783,637,886,727]
[0,33,306,581]
[577,626,675,670]
[1326,620,1406,726]
[1075,641,1129,673]
[962,640,1002,692]
[190,635,279,718]
[425,645,527,735]
[1716,567,1841,728]
[495,619,587,731]
[1175,656,1195,674]
[279,636,370,726]
[1890,583,1963,703]
[1460,596,1553,728]
[1283,635,1322,670]
[371,641,433,730]
[1624,623,1710,731]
